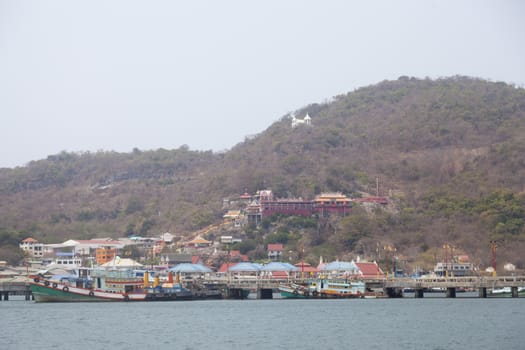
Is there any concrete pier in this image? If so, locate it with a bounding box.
[257,288,273,299]
[383,275,525,298]
[479,287,487,298]
[227,288,248,299]
[414,289,424,298]
[385,287,403,298]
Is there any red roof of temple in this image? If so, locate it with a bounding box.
[355,262,385,278]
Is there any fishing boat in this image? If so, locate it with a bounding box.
[489,286,525,297]
[279,279,367,299]
[30,269,147,302]
[30,269,194,302]
[144,283,193,301]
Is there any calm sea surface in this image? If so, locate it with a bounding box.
[1,295,524,350]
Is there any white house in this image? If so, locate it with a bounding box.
[291,113,312,128]
[19,237,44,258]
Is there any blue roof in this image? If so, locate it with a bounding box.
[56,252,74,256]
[261,262,299,272]
[168,263,212,273]
[321,261,358,271]
[228,262,262,272]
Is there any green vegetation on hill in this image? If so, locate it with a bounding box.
[1,76,525,270]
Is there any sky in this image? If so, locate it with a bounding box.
[1,1,524,168]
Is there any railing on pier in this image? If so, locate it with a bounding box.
[0,281,32,301]
[198,275,525,292]
[383,275,525,289]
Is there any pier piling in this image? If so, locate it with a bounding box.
[414,289,424,298]
[257,288,273,299]
[479,287,487,298]
[385,287,403,298]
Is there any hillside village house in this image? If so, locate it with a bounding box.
[19,236,169,267]
[267,243,284,260]
[223,210,243,227]
[19,237,44,258]
[185,236,212,248]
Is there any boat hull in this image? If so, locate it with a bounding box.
[279,280,367,299]
[279,290,364,299]
[30,282,146,302]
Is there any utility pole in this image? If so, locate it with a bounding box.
[443,243,451,278]
[384,244,396,277]
[490,240,497,277]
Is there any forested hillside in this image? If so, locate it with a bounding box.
[1,76,524,270]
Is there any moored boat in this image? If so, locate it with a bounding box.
[30,269,147,302]
[279,279,367,299]
[30,269,195,302]
[489,286,525,297]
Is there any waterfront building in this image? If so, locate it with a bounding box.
[294,261,319,277]
[355,261,385,279]
[319,261,360,278]
[95,247,116,265]
[19,237,44,258]
[434,261,474,277]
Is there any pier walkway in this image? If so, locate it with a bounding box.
[2,275,524,301]
[0,280,32,300]
[383,275,525,298]
[200,275,525,298]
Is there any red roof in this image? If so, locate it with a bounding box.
[229,250,249,262]
[191,256,201,264]
[295,261,319,273]
[267,243,284,251]
[217,262,237,273]
[187,236,211,245]
[22,237,38,243]
[270,271,288,278]
[355,262,384,278]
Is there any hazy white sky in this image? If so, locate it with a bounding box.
[1,0,524,168]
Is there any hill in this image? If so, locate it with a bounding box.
[1,76,524,270]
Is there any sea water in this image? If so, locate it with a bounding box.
[1,296,524,350]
